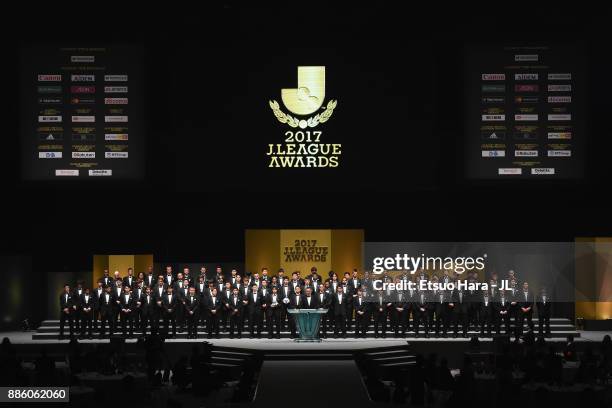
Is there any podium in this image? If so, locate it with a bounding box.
[287,308,328,342]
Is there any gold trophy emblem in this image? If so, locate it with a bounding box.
[270,66,337,129]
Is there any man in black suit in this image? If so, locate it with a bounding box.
[279,277,292,332]
[79,287,95,339]
[100,269,113,288]
[119,286,136,337]
[331,285,348,338]
[479,289,493,337]
[267,286,282,339]
[163,266,174,287]
[93,281,105,333]
[59,284,75,339]
[493,289,511,334]
[303,286,317,309]
[160,286,178,338]
[112,279,124,329]
[132,281,145,332]
[228,287,243,338]
[288,285,305,338]
[175,278,189,333]
[247,285,265,338]
[392,290,409,337]
[413,290,429,338]
[184,287,200,339]
[206,287,222,338]
[98,285,115,338]
[373,289,391,338]
[451,288,469,338]
[431,288,449,337]
[221,281,234,332]
[536,287,552,337]
[517,282,534,336]
[144,266,156,288]
[317,284,330,338]
[123,268,136,290]
[354,289,369,338]
[72,281,85,333]
[140,286,158,336]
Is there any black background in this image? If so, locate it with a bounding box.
[1,3,610,278]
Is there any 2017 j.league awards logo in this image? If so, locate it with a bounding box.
[267,66,341,168]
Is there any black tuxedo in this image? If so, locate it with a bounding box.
[266,293,282,337]
[98,292,116,336]
[79,293,95,337]
[517,291,534,334]
[72,288,84,331]
[493,296,511,334]
[536,294,552,335]
[161,293,178,336]
[451,289,469,337]
[119,293,136,335]
[246,292,264,336]
[92,287,104,331]
[206,296,222,336]
[353,296,369,337]
[413,292,429,336]
[317,291,331,337]
[140,293,158,335]
[392,292,410,335]
[100,276,113,287]
[227,294,244,337]
[144,274,155,288]
[184,295,200,337]
[123,276,136,289]
[372,294,391,337]
[479,294,494,336]
[331,293,348,336]
[59,292,75,337]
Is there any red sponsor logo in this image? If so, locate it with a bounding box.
[514,84,539,92]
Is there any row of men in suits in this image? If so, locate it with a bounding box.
[60,267,550,339]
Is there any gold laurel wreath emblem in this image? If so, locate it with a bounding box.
[269,99,338,128]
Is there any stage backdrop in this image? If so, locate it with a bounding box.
[245,229,364,277]
[575,238,612,320]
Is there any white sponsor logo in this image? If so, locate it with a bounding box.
[105,133,128,141]
[71,116,96,123]
[547,96,572,103]
[515,114,538,121]
[547,132,572,139]
[498,168,522,175]
[482,150,505,157]
[71,55,94,62]
[89,169,113,176]
[39,151,63,159]
[104,115,128,123]
[548,114,571,121]
[104,86,128,93]
[547,150,572,157]
[38,115,62,122]
[105,152,128,158]
[514,73,539,80]
[38,74,62,81]
[548,84,572,92]
[515,150,539,157]
[104,75,128,81]
[72,152,96,158]
[482,114,506,121]
[104,98,128,105]
[531,168,555,175]
[71,74,95,82]
[514,54,538,61]
[55,169,79,176]
[481,74,505,80]
[548,73,572,80]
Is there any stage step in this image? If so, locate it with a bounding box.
[32,318,581,340]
